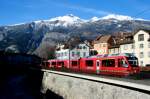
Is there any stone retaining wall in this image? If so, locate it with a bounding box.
[41,72,150,99]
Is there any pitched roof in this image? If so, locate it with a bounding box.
[109,44,120,49]
[134,29,150,35]
[94,35,112,43]
[95,35,102,40]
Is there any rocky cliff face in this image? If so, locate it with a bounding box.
[0,14,150,58]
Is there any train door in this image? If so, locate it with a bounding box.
[96,60,100,74]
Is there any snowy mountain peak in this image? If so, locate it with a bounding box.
[37,14,86,27]
[101,14,133,20]
[90,17,100,22]
[7,14,148,27]
[49,14,85,23]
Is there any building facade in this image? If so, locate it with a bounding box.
[56,42,90,60]
[55,44,69,60]
[109,30,150,67]
[93,35,115,55]
[134,30,150,66]
[108,46,120,55]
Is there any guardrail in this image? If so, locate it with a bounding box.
[42,69,150,93]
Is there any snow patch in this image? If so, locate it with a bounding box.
[117,24,122,27]
[90,17,100,22]
[49,14,85,25]
[101,14,133,20]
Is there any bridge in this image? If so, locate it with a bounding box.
[41,69,150,99]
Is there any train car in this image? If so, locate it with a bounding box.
[47,59,69,69]
[69,59,80,72]
[41,60,50,69]
[47,59,57,68]
[46,53,140,77]
[80,54,139,77]
[80,58,97,73]
[98,55,139,76]
[57,60,69,69]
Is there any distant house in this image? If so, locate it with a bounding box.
[55,41,90,60]
[93,35,115,55]
[119,33,135,54]
[134,29,150,66]
[55,44,69,60]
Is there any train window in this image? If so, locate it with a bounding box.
[126,57,138,67]
[71,61,78,67]
[102,59,115,67]
[52,62,56,66]
[86,60,93,67]
[42,62,49,67]
[118,59,128,67]
[58,62,64,66]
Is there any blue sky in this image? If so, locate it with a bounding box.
[0,0,150,26]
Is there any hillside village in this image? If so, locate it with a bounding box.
[56,29,150,67]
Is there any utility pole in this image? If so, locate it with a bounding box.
[68,44,71,69]
[68,47,70,68]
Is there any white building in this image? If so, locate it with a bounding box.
[108,45,120,55]
[120,43,134,54]
[55,44,69,60]
[110,29,150,67]
[134,30,150,66]
[56,42,90,60]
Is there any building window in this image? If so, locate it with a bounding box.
[77,46,80,49]
[113,49,115,53]
[109,50,111,54]
[148,52,150,57]
[65,52,67,56]
[148,43,150,48]
[99,44,101,48]
[138,34,144,41]
[139,44,144,48]
[103,44,106,47]
[140,61,143,66]
[83,52,86,57]
[72,52,75,57]
[139,52,144,58]
[79,46,82,49]
[77,52,80,56]
[124,45,128,50]
[131,44,134,49]
[83,46,87,49]
[57,53,60,57]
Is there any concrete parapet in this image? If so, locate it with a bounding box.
[41,71,150,99]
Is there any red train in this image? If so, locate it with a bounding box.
[43,53,140,77]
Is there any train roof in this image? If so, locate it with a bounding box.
[86,53,136,59]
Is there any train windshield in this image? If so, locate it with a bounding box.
[126,57,138,67]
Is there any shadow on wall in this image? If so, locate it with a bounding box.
[0,67,44,99]
[44,90,63,99]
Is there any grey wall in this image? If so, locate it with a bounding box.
[41,72,150,99]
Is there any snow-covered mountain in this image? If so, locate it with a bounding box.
[29,14,86,28]
[0,14,150,58]
[8,14,147,27]
[101,14,134,20]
